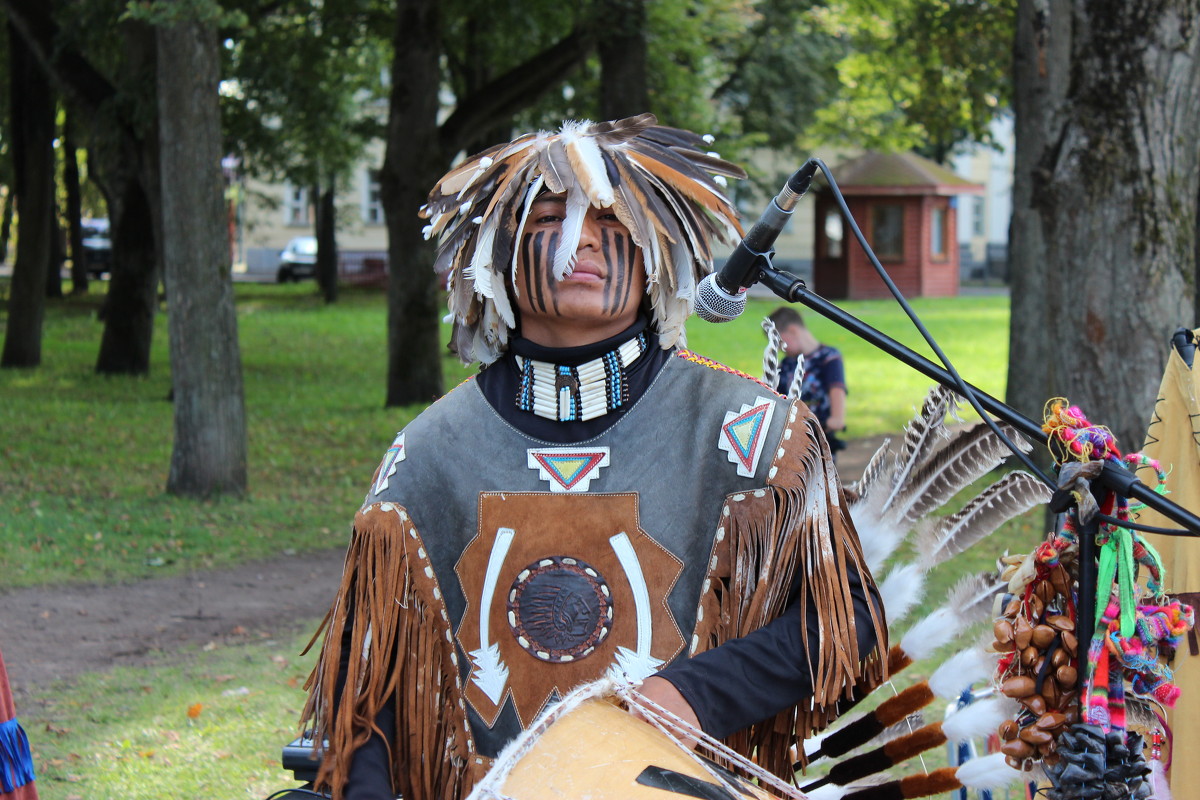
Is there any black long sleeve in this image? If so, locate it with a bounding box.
[654,564,881,739]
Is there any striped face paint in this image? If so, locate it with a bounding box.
[513,195,646,345]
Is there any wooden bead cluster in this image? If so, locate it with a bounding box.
[991,549,1080,769]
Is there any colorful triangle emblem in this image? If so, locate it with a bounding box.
[718,397,776,477]
[527,447,611,492]
[372,432,406,496]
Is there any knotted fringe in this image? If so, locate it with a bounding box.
[693,404,888,779]
[300,502,482,800]
[0,718,35,793]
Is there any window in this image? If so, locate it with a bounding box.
[972,197,985,237]
[284,185,309,226]
[871,204,904,260]
[931,207,946,258]
[823,209,843,258]
[363,169,384,225]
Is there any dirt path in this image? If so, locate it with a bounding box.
[0,435,891,701]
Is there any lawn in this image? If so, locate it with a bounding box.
[2,282,1044,798]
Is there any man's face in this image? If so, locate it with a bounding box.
[513,194,646,348]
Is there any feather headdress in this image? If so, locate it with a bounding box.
[421,113,747,364]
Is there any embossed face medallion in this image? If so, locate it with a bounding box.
[507,556,613,662]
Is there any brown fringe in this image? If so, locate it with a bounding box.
[693,402,889,779]
[299,502,485,800]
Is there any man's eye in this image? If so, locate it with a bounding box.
[535,214,563,224]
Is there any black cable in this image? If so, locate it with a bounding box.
[813,157,1056,488]
[261,788,330,800]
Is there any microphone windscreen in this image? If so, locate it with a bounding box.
[694,273,746,323]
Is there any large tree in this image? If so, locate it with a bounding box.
[3,0,164,374]
[1,19,55,368]
[1006,0,1200,449]
[156,4,248,497]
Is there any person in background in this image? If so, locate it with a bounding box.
[299,115,886,800]
[768,306,847,458]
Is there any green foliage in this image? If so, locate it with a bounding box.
[803,0,1016,160]
[220,0,389,187]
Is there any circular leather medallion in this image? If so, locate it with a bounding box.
[507,556,613,662]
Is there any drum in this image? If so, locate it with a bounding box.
[468,681,800,800]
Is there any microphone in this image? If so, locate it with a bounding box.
[695,159,819,322]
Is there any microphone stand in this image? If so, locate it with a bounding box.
[758,260,1200,686]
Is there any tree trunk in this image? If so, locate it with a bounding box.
[1007,0,1200,449]
[157,14,247,497]
[315,176,338,303]
[93,21,161,375]
[64,111,87,294]
[598,0,649,119]
[381,0,445,407]
[2,21,55,369]
[45,209,63,298]
[0,190,13,264]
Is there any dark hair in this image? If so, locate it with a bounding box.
[768,307,805,329]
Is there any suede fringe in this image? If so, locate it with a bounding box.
[300,502,482,800]
[693,404,889,780]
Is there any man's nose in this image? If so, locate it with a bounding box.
[578,213,601,249]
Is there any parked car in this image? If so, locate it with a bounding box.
[80,218,112,278]
[277,236,318,282]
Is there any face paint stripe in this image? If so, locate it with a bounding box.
[600,228,614,313]
[611,231,628,316]
[547,232,561,315]
[522,233,537,310]
[530,232,548,313]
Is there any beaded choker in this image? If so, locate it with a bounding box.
[516,333,648,422]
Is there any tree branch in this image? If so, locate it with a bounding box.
[438,28,594,156]
[2,0,117,114]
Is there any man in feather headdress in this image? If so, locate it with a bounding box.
[301,113,887,800]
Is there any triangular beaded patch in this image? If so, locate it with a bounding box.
[526,447,611,492]
[718,397,775,477]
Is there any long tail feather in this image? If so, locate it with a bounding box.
[892,423,1031,530]
[928,647,993,700]
[881,386,956,514]
[916,470,1051,571]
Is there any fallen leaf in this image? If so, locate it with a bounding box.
[213,674,237,683]
[202,641,217,651]
[186,703,203,719]
[138,749,155,758]
[230,625,247,636]
[45,722,71,736]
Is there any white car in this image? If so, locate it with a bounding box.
[277,236,318,282]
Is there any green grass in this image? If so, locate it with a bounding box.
[2,283,1036,798]
[688,294,1011,437]
[25,628,318,800]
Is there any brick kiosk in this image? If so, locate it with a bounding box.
[812,152,983,300]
